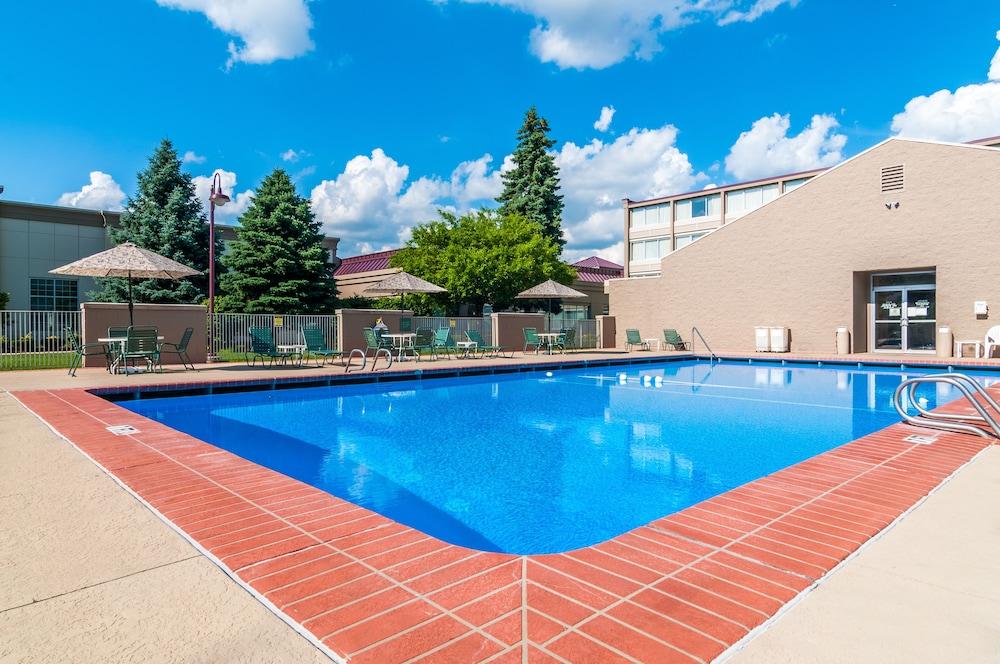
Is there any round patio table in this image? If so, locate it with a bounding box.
[98,336,164,374]
[536,332,562,354]
[383,333,417,361]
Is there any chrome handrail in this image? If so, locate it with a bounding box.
[344,349,366,373]
[691,326,719,362]
[370,347,393,372]
[893,373,1000,439]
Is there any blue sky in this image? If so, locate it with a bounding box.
[2,0,999,261]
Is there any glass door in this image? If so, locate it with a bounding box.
[872,277,937,353]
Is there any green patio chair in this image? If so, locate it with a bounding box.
[554,328,576,353]
[662,328,691,351]
[108,326,129,339]
[363,327,393,357]
[523,327,542,354]
[432,327,457,358]
[120,326,161,375]
[246,326,297,367]
[66,327,109,377]
[625,329,650,351]
[158,327,197,371]
[466,329,510,358]
[414,327,436,360]
[301,324,343,366]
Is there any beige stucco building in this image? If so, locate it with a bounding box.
[608,137,1000,355]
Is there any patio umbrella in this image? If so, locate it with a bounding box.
[50,242,202,326]
[515,279,587,331]
[363,271,447,311]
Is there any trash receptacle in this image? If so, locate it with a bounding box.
[937,326,953,358]
[836,327,850,354]
[754,326,770,352]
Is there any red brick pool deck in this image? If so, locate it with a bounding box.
[11,357,996,663]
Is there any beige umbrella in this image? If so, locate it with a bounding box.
[516,279,587,330]
[50,242,202,326]
[364,271,447,311]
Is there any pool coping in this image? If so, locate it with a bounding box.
[10,355,998,663]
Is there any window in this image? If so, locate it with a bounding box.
[675,232,706,249]
[30,278,78,311]
[675,194,720,223]
[725,183,779,216]
[783,177,810,193]
[630,238,670,262]
[630,202,670,228]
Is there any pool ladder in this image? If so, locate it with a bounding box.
[893,373,1000,439]
[691,326,719,362]
[344,348,393,373]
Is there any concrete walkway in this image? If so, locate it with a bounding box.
[730,445,1000,663]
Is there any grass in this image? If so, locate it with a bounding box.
[0,352,75,371]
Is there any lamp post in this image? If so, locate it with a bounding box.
[207,172,230,362]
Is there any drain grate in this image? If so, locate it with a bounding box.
[106,424,139,436]
[903,434,937,445]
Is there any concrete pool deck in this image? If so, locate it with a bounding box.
[2,351,999,662]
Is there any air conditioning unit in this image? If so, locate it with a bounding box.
[754,327,770,352]
[769,327,789,353]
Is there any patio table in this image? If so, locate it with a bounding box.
[277,344,306,366]
[536,332,562,355]
[455,340,478,359]
[98,336,163,374]
[383,332,417,361]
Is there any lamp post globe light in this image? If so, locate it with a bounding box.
[207,172,230,361]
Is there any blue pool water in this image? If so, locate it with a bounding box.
[120,360,998,554]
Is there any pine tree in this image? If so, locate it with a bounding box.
[217,169,337,314]
[497,106,565,249]
[91,139,220,303]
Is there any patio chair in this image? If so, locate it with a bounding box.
[466,329,510,358]
[662,329,691,351]
[158,327,197,371]
[414,327,436,360]
[625,329,650,351]
[986,325,1000,358]
[120,326,161,375]
[523,327,542,354]
[432,327,457,358]
[246,326,297,367]
[108,326,129,339]
[66,327,109,377]
[363,327,393,357]
[554,328,576,352]
[301,324,343,366]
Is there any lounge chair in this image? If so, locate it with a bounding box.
[246,326,298,367]
[66,327,109,377]
[120,326,161,374]
[301,324,343,366]
[523,327,542,354]
[986,326,1000,358]
[466,329,510,358]
[662,329,691,351]
[158,327,197,370]
[625,329,650,351]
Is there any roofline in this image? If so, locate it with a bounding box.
[0,199,122,227]
[625,167,828,208]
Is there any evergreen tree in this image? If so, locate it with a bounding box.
[91,139,220,303]
[217,169,337,314]
[497,106,565,249]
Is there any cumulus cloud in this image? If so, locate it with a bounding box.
[434,0,797,69]
[192,169,255,220]
[724,113,846,180]
[155,0,314,68]
[890,31,1000,142]
[593,106,616,132]
[57,171,126,210]
[182,150,206,164]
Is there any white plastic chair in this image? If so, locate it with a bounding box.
[985,325,1000,358]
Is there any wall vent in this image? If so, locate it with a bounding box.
[881,164,904,192]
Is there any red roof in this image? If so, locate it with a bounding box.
[334,249,400,276]
[572,256,623,271]
[572,256,623,283]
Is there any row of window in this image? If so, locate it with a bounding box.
[30,278,78,311]
[629,177,813,228]
[629,232,707,263]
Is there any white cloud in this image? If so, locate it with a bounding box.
[718,0,798,26]
[192,169,254,220]
[182,150,206,164]
[435,1,797,69]
[281,148,301,162]
[724,113,846,180]
[155,0,314,68]
[555,124,702,258]
[57,171,126,211]
[890,32,1000,143]
[593,106,616,132]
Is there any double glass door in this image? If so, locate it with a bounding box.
[873,281,936,352]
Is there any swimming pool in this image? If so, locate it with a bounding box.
[120,360,997,554]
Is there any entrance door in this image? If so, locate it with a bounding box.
[872,276,936,353]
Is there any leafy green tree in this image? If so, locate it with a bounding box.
[217,169,337,314]
[497,106,565,249]
[391,210,575,315]
[91,139,220,303]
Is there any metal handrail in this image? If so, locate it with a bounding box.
[893,373,1000,439]
[691,326,719,362]
[370,348,393,372]
[344,349,366,373]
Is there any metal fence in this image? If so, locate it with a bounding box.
[413,316,491,345]
[210,313,338,360]
[544,317,598,349]
[0,311,81,370]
